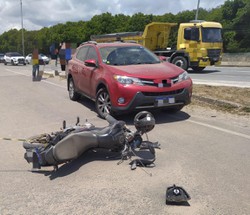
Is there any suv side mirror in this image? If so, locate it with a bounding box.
[184,27,200,41]
[84,59,98,67]
[158,56,167,61]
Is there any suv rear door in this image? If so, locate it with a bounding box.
[73,46,89,92]
[81,46,99,96]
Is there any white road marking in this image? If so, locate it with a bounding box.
[188,119,250,140]
[5,68,30,77]
[172,115,250,140]
[192,79,250,88]
[5,68,66,89]
[41,79,66,89]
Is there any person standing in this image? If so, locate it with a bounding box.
[32,48,39,81]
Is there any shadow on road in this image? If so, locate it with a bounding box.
[77,96,190,126]
[41,149,125,180]
[40,146,156,180]
[188,68,221,74]
[166,201,191,207]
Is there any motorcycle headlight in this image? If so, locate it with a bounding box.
[178,71,189,82]
[114,75,143,85]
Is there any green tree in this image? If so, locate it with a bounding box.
[0,0,249,54]
[128,13,153,31]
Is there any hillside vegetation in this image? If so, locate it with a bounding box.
[0,0,249,55]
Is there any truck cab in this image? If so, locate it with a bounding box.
[173,20,223,72]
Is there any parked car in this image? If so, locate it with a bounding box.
[4,52,26,65]
[67,41,193,118]
[25,54,32,64]
[0,53,5,63]
[25,53,50,64]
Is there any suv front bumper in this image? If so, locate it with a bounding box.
[112,87,191,113]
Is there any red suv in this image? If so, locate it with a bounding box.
[67,41,192,118]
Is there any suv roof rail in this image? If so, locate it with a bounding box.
[81,41,97,45]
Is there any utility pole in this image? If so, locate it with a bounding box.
[195,0,200,20]
[20,0,25,56]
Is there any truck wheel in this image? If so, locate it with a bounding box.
[95,88,112,119]
[191,67,205,72]
[68,78,80,101]
[172,56,188,70]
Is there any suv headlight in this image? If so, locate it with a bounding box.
[178,71,189,82]
[114,75,143,85]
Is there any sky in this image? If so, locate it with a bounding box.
[0,0,227,35]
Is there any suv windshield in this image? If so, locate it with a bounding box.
[100,46,160,66]
[202,28,222,43]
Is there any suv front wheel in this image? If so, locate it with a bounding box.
[95,88,112,118]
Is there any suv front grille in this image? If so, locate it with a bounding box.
[141,76,179,87]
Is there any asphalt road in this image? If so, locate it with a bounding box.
[0,64,250,215]
[189,66,250,88]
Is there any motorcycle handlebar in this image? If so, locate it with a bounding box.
[105,114,118,125]
[105,114,132,134]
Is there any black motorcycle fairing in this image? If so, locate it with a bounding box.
[96,120,126,150]
[129,144,156,169]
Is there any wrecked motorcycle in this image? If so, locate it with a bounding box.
[23,111,160,172]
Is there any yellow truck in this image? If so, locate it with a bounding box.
[90,21,223,72]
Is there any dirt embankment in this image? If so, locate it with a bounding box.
[191,85,250,115]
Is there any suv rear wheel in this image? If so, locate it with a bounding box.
[95,88,112,118]
[68,78,80,101]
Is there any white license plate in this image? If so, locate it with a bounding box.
[156,97,175,106]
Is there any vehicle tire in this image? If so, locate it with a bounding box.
[95,88,112,119]
[191,67,205,72]
[172,56,188,70]
[68,78,80,101]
